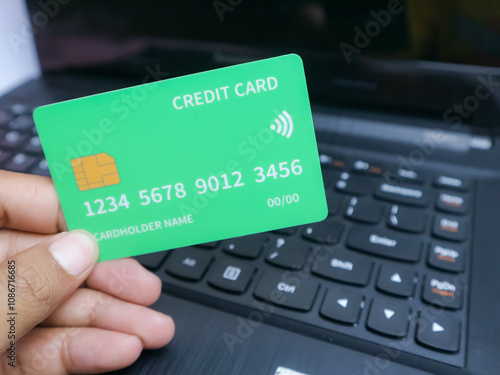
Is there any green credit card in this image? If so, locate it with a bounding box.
[34,54,327,261]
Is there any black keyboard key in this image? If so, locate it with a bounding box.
[416,312,461,353]
[376,265,417,298]
[395,168,427,184]
[223,234,268,259]
[434,175,471,192]
[9,115,35,131]
[0,110,14,126]
[383,168,428,185]
[433,215,468,242]
[265,237,309,270]
[253,271,319,311]
[196,241,220,249]
[165,248,213,281]
[345,196,384,224]
[321,168,337,188]
[10,103,30,115]
[428,242,466,273]
[335,172,373,196]
[347,225,422,262]
[0,131,29,149]
[320,288,364,325]
[382,170,405,185]
[436,192,469,215]
[134,250,169,270]
[319,154,346,170]
[302,217,345,245]
[325,189,342,216]
[422,273,464,310]
[23,136,43,154]
[5,153,37,173]
[207,259,255,293]
[352,160,383,176]
[375,182,429,207]
[367,299,410,338]
[387,204,427,233]
[311,248,373,286]
[31,158,50,176]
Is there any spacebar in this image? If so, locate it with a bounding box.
[346,225,422,262]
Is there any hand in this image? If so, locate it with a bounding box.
[0,171,175,374]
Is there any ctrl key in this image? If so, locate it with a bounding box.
[254,272,319,311]
[416,313,461,353]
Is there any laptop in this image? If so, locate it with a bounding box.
[2,1,500,374]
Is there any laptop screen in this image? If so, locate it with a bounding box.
[26,0,500,66]
[25,0,500,126]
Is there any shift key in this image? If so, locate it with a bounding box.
[254,272,319,311]
[347,225,422,262]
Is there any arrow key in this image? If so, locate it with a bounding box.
[416,312,461,352]
[376,265,417,297]
[367,299,411,338]
[320,288,364,325]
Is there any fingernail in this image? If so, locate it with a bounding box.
[49,230,98,275]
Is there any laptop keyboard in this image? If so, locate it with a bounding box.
[137,152,472,367]
[0,106,50,176]
[3,102,472,368]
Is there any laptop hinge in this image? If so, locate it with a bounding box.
[312,111,493,153]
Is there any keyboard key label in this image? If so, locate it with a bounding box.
[33,54,327,261]
[223,266,241,281]
[423,274,463,309]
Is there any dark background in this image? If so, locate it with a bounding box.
[27,0,500,69]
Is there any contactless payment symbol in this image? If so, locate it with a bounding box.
[270,110,293,138]
[71,153,120,191]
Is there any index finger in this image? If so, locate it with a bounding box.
[0,170,67,234]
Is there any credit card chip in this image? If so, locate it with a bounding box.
[71,153,120,191]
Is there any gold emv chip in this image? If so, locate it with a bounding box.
[71,153,120,191]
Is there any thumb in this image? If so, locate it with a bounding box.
[0,230,98,352]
